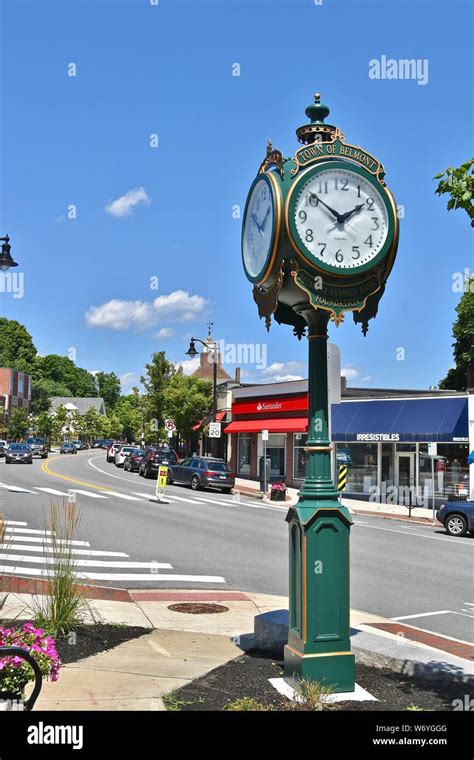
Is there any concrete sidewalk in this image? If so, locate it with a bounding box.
[235,477,440,525]
[1,589,471,710]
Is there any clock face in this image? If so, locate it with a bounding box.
[291,165,390,272]
[242,175,276,281]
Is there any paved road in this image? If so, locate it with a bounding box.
[0,451,472,644]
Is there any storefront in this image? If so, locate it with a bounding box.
[225,381,470,506]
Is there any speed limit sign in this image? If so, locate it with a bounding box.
[165,419,175,431]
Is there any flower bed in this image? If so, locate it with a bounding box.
[0,623,61,700]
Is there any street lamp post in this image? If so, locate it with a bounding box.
[0,236,19,272]
[185,330,218,457]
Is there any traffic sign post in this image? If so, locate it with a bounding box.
[262,429,269,495]
[209,422,221,438]
[165,419,175,432]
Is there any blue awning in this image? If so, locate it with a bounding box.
[331,397,468,443]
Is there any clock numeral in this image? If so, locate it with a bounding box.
[352,246,360,259]
[306,193,318,207]
[370,217,380,230]
[364,235,373,247]
[340,179,349,191]
[262,187,268,201]
[357,185,361,198]
[335,249,344,263]
[317,181,328,194]
[305,229,314,243]
[366,197,375,210]
[317,242,326,256]
[298,210,307,223]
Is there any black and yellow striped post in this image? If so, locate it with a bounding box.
[338,465,348,492]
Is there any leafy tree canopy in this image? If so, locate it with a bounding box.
[434,158,474,227]
[439,277,474,390]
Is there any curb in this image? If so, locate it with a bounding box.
[0,575,132,602]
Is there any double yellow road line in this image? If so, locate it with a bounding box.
[41,455,114,493]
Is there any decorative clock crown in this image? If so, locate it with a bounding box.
[296,93,342,145]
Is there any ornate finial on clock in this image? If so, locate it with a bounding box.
[296,92,341,145]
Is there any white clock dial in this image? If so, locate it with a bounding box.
[293,167,389,270]
[243,177,275,279]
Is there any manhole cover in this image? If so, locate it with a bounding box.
[167,603,229,615]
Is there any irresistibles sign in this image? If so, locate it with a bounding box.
[290,132,386,186]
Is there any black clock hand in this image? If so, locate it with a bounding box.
[339,203,365,223]
[251,213,263,234]
[260,206,271,230]
[310,193,343,222]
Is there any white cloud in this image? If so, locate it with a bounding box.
[341,366,360,380]
[85,299,154,330]
[152,290,207,323]
[120,372,142,394]
[361,375,372,382]
[261,361,304,376]
[155,327,175,339]
[105,187,151,218]
[175,358,200,375]
[265,374,304,383]
[85,290,208,331]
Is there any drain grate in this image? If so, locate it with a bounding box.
[167,602,229,615]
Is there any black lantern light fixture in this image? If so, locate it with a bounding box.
[185,325,219,456]
[0,236,18,272]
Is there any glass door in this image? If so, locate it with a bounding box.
[395,452,415,490]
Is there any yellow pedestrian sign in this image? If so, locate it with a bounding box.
[155,465,169,502]
[338,465,348,492]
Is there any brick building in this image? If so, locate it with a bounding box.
[0,368,32,418]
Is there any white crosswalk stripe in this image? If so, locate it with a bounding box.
[0,482,35,493]
[106,491,143,501]
[69,489,108,499]
[35,487,69,496]
[0,520,225,585]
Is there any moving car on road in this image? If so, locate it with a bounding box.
[5,443,33,464]
[115,445,141,467]
[168,456,235,493]
[26,437,48,459]
[0,440,7,458]
[60,442,77,454]
[436,500,474,537]
[123,449,145,472]
[138,447,178,479]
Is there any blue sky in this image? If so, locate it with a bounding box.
[1,0,472,393]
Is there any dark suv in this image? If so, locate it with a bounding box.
[26,437,48,459]
[168,457,235,493]
[436,500,474,537]
[138,447,178,479]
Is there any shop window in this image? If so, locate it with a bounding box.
[237,435,251,475]
[337,443,378,493]
[267,434,285,477]
[293,434,307,480]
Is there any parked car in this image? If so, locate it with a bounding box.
[72,440,89,451]
[106,441,127,462]
[5,443,33,464]
[436,500,474,537]
[138,447,178,479]
[0,439,7,458]
[26,437,48,459]
[91,439,104,448]
[101,439,114,450]
[124,449,146,472]
[168,456,235,493]
[115,445,141,467]
[60,442,77,454]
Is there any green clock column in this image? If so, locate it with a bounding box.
[284,310,355,693]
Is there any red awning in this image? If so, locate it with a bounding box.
[224,418,307,434]
[192,410,227,431]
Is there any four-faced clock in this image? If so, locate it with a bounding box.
[286,160,396,275]
[242,172,281,284]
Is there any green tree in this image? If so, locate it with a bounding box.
[32,355,97,398]
[7,408,30,440]
[141,352,175,441]
[434,158,474,227]
[0,319,37,372]
[52,404,69,443]
[164,371,213,449]
[70,410,86,440]
[83,407,103,442]
[95,372,121,411]
[35,411,54,451]
[439,277,474,390]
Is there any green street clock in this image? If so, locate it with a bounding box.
[241,94,400,693]
[242,94,399,335]
[242,171,281,284]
